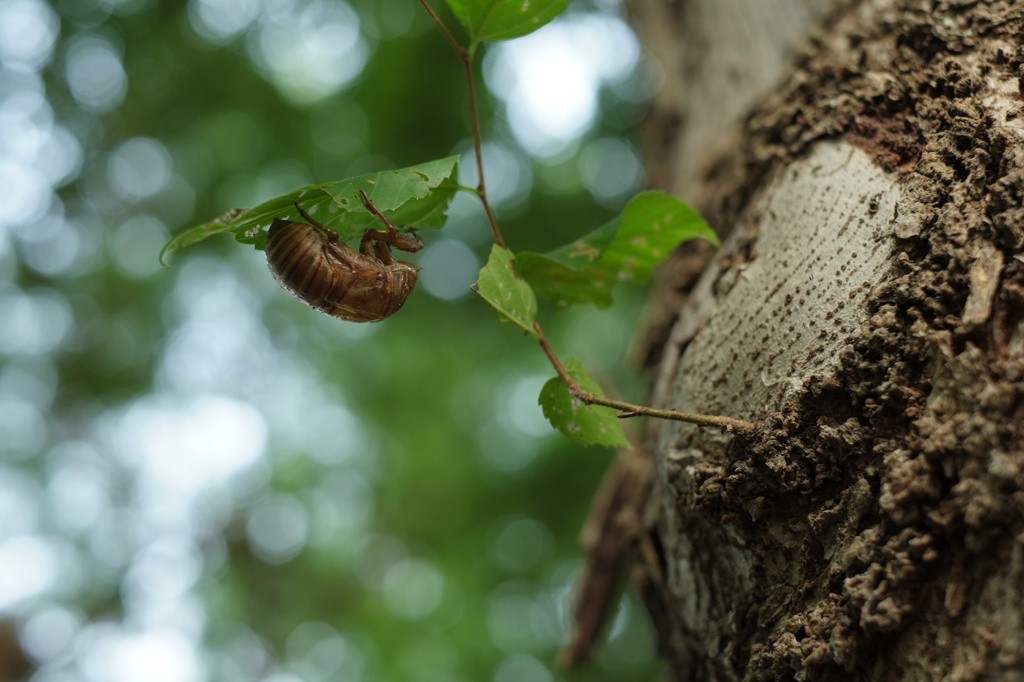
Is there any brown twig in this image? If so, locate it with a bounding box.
[535,321,756,433]
[557,448,655,669]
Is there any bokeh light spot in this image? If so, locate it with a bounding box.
[64,34,127,112]
[36,125,83,188]
[122,537,202,605]
[46,442,112,537]
[382,557,445,620]
[490,516,554,574]
[493,654,553,682]
[78,625,202,682]
[0,161,51,231]
[108,138,173,201]
[117,394,268,499]
[0,288,73,355]
[486,589,548,653]
[286,621,362,680]
[503,375,552,438]
[485,13,640,157]
[0,0,59,69]
[419,239,479,301]
[0,466,40,537]
[188,0,259,43]
[0,536,60,611]
[578,137,644,208]
[247,0,368,104]
[246,493,309,564]
[477,417,542,475]
[112,215,170,279]
[19,604,82,664]
[0,396,46,459]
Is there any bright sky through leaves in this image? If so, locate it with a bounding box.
[484,12,641,157]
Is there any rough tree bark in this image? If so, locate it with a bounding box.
[618,1,1024,680]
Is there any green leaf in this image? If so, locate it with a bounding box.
[446,0,570,43]
[473,245,538,336]
[516,190,719,309]
[539,358,629,447]
[160,156,460,265]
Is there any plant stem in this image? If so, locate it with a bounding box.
[463,60,506,248]
[415,0,461,54]
[417,0,755,436]
[416,0,506,248]
[535,322,755,434]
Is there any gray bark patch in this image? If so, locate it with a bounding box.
[661,140,898,455]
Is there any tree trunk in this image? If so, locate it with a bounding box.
[626,1,1024,680]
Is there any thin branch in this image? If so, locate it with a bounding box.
[415,0,463,56]
[416,0,506,248]
[463,64,505,248]
[535,322,756,434]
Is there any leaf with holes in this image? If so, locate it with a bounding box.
[473,245,538,336]
[539,358,629,447]
[516,191,718,309]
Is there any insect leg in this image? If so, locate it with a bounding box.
[359,189,397,231]
[294,202,338,242]
[358,230,397,263]
[357,191,423,254]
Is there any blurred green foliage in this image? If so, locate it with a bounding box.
[0,0,663,680]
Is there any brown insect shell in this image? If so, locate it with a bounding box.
[265,217,422,322]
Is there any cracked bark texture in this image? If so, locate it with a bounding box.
[627,1,1024,680]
